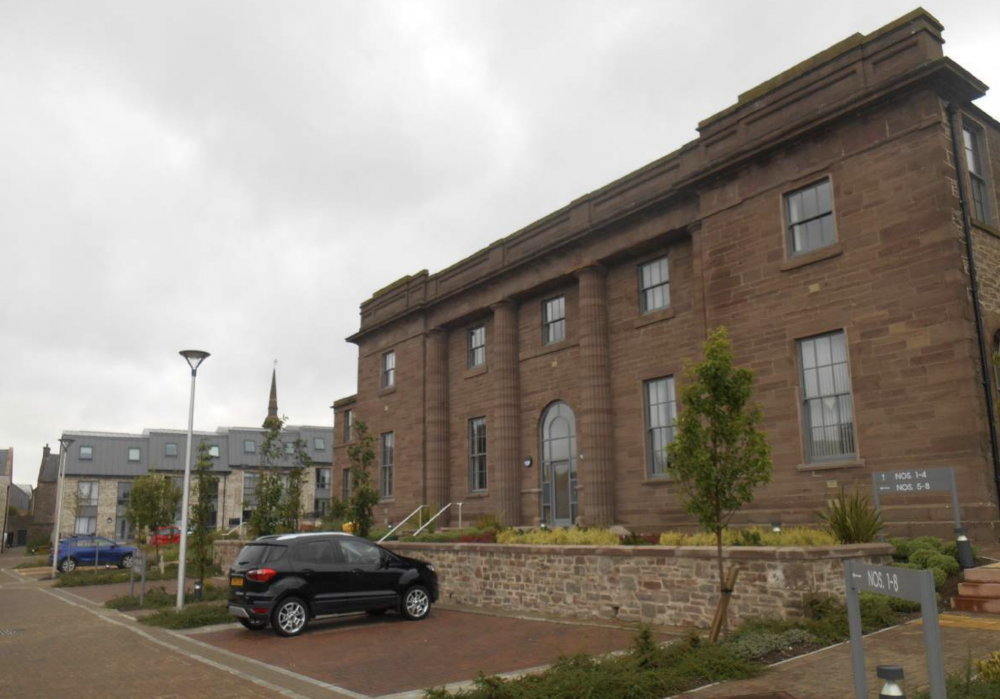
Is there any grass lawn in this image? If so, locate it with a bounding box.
[106,584,228,611]
[53,566,177,587]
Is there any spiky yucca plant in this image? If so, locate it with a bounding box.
[815,487,883,544]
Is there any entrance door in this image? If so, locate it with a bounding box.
[540,401,578,527]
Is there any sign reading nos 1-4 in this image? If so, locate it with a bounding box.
[873,467,953,494]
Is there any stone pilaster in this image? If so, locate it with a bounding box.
[575,265,616,526]
[491,300,521,526]
[425,328,450,522]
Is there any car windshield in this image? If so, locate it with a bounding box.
[236,543,286,565]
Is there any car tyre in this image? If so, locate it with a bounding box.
[118,554,133,569]
[401,585,432,621]
[271,597,309,637]
[59,557,77,574]
[239,617,268,631]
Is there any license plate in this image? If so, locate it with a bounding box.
[230,576,244,587]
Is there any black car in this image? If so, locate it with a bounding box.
[227,532,438,637]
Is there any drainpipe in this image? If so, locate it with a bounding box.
[946,102,1000,514]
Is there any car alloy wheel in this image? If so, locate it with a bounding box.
[273,598,308,637]
[60,557,76,573]
[119,554,133,569]
[403,586,431,620]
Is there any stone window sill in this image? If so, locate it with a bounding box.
[378,386,397,397]
[780,242,844,272]
[519,341,578,362]
[379,498,395,504]
[464,364,488,380]
[464,492,489,499]
[642,476,675,486]
[973,220,1000,240]
[634,306,675,330]
[797,458,865,472]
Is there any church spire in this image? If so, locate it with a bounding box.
[263,361,281,429]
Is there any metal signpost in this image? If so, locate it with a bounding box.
[845,560,945,699]
[872,467,961,531]
[872,466,974,567]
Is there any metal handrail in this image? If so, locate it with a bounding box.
[413,503,452,536]
[378,505,424,543]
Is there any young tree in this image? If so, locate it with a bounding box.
[126,474,182,566]
[190,441,219,587]
[249,414,313,537]
[666,327,772,639]
[277,437,311,533]
[346,420,379,539]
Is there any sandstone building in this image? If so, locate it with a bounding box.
[333,10,1000,539]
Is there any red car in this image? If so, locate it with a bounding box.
[150,525,181,545]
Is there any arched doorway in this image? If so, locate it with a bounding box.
[540,401,577,527]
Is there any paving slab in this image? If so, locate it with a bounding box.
[195,607,675,697]
[681,613,1000,698]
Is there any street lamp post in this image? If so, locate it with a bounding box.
[50,437,75,579]
[176,350,210,611]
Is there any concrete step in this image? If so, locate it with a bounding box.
[951,596,1000,614]
[963,564,1000,584]
[957,581,1000,598]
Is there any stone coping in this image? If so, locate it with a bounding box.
[384,541,893,561]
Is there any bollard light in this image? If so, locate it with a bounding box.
[956,528,975,570]
[194,579,203,602]
[877,665,906,698]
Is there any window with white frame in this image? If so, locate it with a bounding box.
[543,296,566,345]
[638,257,670,314]
[469,417,487,492]
[964,126,993,225]
[644,377,677,477]
[381,351,396,389]
[75,481,99,535]
[798,330,856,462]
[785,178,836,255]
[343,409,354,442]
[468,325,486,368]
[380,432,394,499]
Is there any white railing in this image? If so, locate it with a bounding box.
[413,503,452,536]
[378,505,425,543]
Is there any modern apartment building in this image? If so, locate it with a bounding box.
[57,373,334,540]
[333,10,1000,539]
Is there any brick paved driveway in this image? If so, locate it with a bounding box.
[195,607,671,697]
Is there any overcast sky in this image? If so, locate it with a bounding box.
[1,1,997,486]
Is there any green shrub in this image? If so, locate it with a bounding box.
[914,662,1000,699]
[54,567,176,587]
[497,527,621,546]
[105,584,228,611]
[657,526,836,547]
[888,537,913,560]
[815,488,883,543]
[401,528,498,544]
[474,513,504,532]
[943,541,978,564]
[977,652,1000,683]
[909,535,945,553]
[138,602,232,629]
[909,548,940,568]
[728,628,815,660]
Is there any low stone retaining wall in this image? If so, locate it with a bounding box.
[212,538,892,628]
[384,542,893,628]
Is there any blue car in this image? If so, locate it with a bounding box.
[49,536,137,573]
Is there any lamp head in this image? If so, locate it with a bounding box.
[179,350,210,373]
